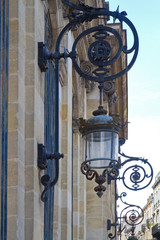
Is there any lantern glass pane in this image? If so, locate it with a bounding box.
[85,131,118,168]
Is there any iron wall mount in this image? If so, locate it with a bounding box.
[37,144,64,202]
[38,144,64,169]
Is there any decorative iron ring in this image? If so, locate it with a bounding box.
[53,6,138,83]
[120,159,153,191]
[121,205,144,226]
[81,162,98,180]
[72,25,123,82]
[88,39,112,66]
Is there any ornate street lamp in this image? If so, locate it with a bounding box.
[79,111,120,169]
[37,1,154,239]
[38,0,139,200]
[79,105,121,197]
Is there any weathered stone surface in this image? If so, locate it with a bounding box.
[6,1,128,240]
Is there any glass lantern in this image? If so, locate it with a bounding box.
[80,114,120,169]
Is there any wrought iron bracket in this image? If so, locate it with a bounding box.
[38,3,139,81]
[38,42,76,72]
[117,192,144,239]
[38,144,64,202]
[118,151,153,191]
[38,144,64,169]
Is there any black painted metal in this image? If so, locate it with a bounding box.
[107,191,144,240]
[37,2,150,239]
[118,192,144,226]
[38,1,139,83]
[119,152,153,191]
[106,148,153,239]
[118,193,144,240]
[38,0,153,239]
[38,144,64,170]
[71,24,123,82]
[38,1,139,206]
[107,178,118,239]
[38,144,64,202]
[39,57,64,203]
[80,149,153,239]
[105,138,153,239]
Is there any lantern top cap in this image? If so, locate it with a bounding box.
[79,114,121,136]
[87,114,113,125]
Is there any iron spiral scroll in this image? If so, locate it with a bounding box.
[70,9,139,83]
[107,191,144,240]
[81,161,120,198]
[38,1,139,82]
[119,153,153,191]
[117,192,144,240]
[118,192,144,226]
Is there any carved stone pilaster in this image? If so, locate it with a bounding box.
[45,9,53,50]
[103,80,117,106]
[108,92,117,107]
[104,81,116,95]
[80,61,96,93]
[72,117,80,133]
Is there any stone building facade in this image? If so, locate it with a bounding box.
[0,0,128,239]
[136,194,154,240]
[152,172,160,239]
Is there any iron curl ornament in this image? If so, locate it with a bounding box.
[106,144,153,240]
[38,1,139,83]
[118,192,144,227]
[118,192,144,240]
[107,192,144,240]
[118,152,153,191]
[81,161,120,198]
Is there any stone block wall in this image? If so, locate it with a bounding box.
[7,1,128,240]
[8,0,45,239]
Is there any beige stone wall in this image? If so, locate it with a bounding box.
[8,0,45,239]
[7,1,128,240]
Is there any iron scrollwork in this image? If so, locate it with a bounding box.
[81,162,107,198]
[106,149,153,240]
[119,152,153,191]
[81,161,120,198]
[71,25,123,82]
[107,192,144,240]
[118,192,144,227]
[38,1,139,83]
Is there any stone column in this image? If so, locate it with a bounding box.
[8,0,45,239]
